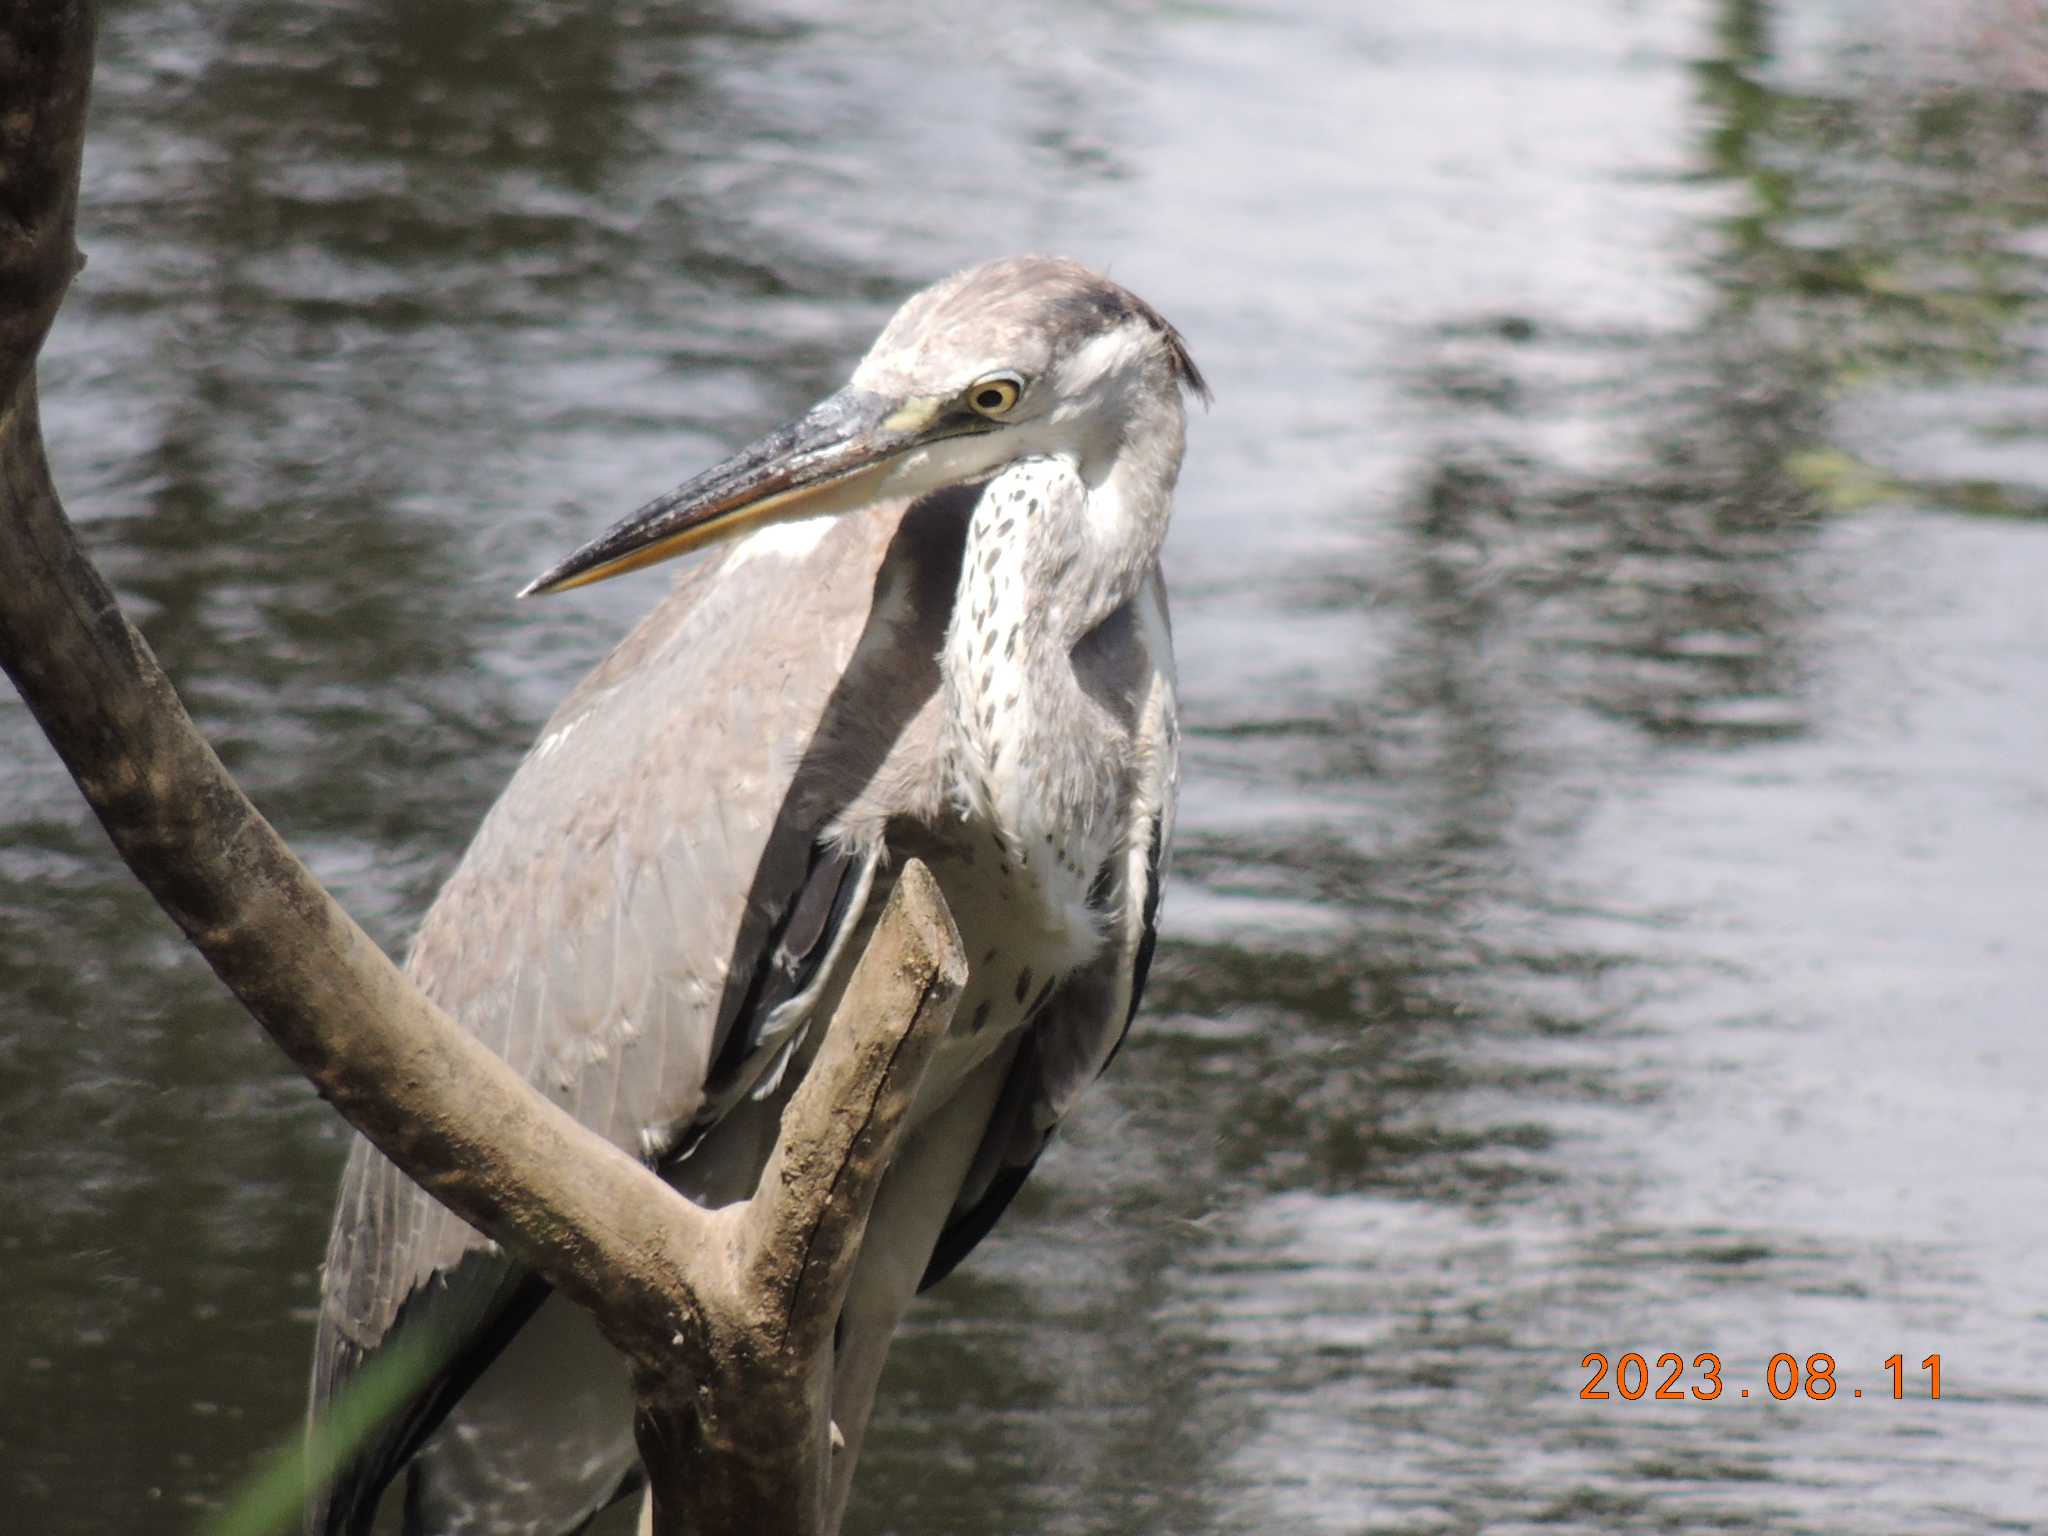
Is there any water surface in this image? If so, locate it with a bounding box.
[4,1,2045,1531]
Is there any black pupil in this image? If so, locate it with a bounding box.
[976,387,1006,410]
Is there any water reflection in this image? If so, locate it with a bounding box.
[5,0,2046,1532]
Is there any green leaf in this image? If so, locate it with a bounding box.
[197,1332,439,1536]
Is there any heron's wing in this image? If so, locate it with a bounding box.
[310,500,936,1534]
[920,569,1180,1287]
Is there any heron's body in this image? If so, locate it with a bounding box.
[309,258,1203,1535]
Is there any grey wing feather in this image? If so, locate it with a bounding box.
[310,502,923,1533]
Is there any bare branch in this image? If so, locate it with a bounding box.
[746,858,967,1346]
[0,365,717,1365]
[0,8,966,1533]
[0,1,93,406]
[635,865,965,1533]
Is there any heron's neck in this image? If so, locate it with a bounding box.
[940,451,1166,952]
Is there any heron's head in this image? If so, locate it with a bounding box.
[523,256,1206,596]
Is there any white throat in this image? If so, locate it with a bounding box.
[941,455,1135,964]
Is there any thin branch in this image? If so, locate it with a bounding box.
[746,858,967,1350]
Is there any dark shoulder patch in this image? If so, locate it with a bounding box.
[702,840,864,1099]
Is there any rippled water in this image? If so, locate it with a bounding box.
[5,1,2046,1531]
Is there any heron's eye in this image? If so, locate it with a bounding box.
[966,373,1024,419]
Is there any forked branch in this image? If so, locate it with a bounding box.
[0,6,961,1532]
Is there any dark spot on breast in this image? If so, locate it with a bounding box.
[982,946,997,963]
[981,628,997,656]
[1014,966,1034,1003]
[1027,497,1040,514]
[1030,977,1056,1015]
[971,1000,992,1032]
[1005,626,1018,660]
[996,517,1015,537]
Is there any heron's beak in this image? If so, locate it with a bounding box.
[520,387,953,597]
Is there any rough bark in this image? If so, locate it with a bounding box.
[636,877,966,1532]
[0,5,963,1531]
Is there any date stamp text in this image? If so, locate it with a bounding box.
[1579,1352,1943,1402]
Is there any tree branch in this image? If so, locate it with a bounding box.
[637,861,965,1533]
[0,6,964,1531]
[2,364,722,1369]
[0,1,92,407]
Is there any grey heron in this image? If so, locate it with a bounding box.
[307,255,1206,1535]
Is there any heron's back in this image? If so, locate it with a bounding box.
[309,496,951,1534]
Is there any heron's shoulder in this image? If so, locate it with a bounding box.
[552,502,916,726]
[404,492,958,1019]
[403,499,916,1003]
